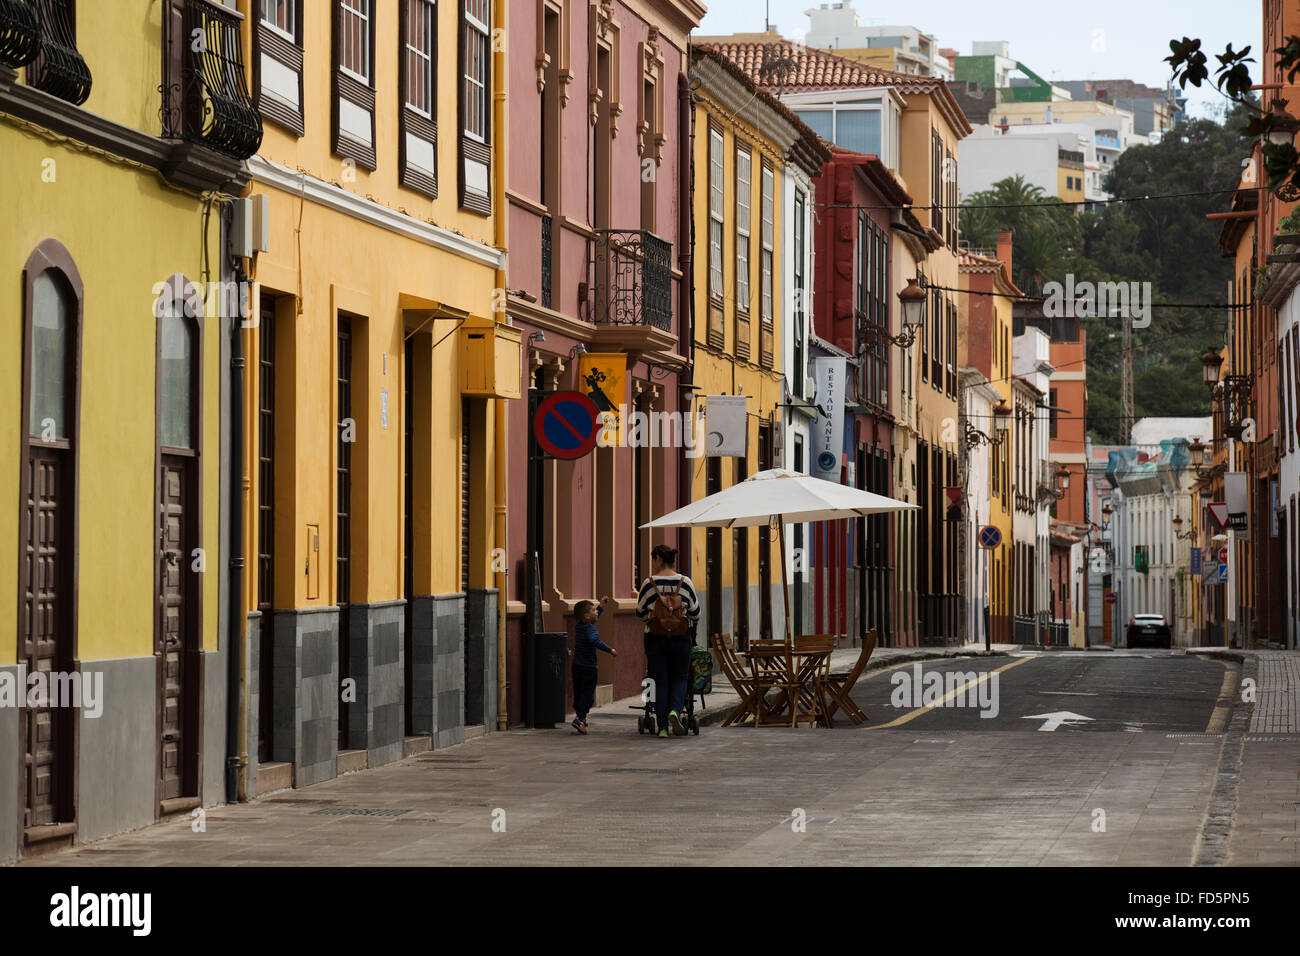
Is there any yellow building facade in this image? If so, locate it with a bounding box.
[901,81,971,642]
[687,49,824,642]
[233,0,512,796]
[1,0,260,860]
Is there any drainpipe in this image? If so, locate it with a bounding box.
[494,0,509,730]
[225,260,247,803]
[677,71,694,574]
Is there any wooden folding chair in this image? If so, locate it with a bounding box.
[768,634,834,719]
[712,633,760,727]
[747,639,799,727]
[792,635,836,727]
[823,630,876,725]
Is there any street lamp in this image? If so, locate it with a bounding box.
[993,402,1011,437]
[1266,98,1300,148]
[1199,347,1222,388]
[1101,503,1113,527]
[1173,515,1196,540]
[865,278,927,349]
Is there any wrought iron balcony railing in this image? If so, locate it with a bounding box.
[160,0,262,161]
[0,0,40,69]
[589,229,672,331]
[26,0,91,105]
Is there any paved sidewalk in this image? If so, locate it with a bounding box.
[1248,652,1300,734]
[20,726,1219,867]
[1228,649,1300,865]
[590,642,1021,728]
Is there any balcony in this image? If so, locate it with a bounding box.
[0,0,41,71]
[23,0,91,105]
[587,229,676,356]
[159,0,261,161]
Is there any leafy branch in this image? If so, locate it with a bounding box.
[1166,36,1300,191]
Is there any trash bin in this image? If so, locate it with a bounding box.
[525,632,568,727]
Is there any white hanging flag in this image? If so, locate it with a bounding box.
[1224,471,1249,539]
[704,395,747,457]
[812,357,846,481]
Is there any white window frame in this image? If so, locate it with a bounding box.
[761,161,774,326]
[261,0,297,42]
[463,0,490,142]
[736,145,752,314]
[405,0,435,117]
[708,126,724,303]
[339,0,372,85]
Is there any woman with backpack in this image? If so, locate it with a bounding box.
[635,544,700,737]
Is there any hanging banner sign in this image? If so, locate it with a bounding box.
[704,395,748,457]
[812,356,846,481]
[1224,471,1249,538]
[577,352,627,445]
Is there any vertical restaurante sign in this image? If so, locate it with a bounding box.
[812,356,846,482]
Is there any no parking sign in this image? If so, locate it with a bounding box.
[532,391,601,460]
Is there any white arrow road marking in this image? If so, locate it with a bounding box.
[1022,711,1094,731]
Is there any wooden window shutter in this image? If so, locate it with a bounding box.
[400,0,438,197]
[332,0,377,170]
[458,0,492,214]
[253,0,305,136]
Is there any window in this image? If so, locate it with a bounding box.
[262,0,296,40]
[708,126,724,305]
[1050,388,1059,438]
[256,0,305,135]
[404,0,434,115]
[459,0,492,212]
[761,161,774,327]
[29,271,73,439]
[1292,326,1300,450]
[931,129,944,237]
[158,289,197,450]
[793,189,807,397]
[400,0,438,196]
[332,0,376,169]
[735,145,751,314]
[339,0,371,82]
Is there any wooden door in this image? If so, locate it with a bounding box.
[157,458,190,802]
[337,319,352,749]
[257,303,276,761]
[21,447,74,829]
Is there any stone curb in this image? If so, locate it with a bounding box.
[1193,653,1253,867]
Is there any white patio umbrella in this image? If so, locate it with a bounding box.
[641,468,918,638]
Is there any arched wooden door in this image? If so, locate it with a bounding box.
[155,275,202,812]
[19,241,82,847]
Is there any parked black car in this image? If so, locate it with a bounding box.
[1127,613,1172,649]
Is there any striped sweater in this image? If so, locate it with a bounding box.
[635,574,701,632]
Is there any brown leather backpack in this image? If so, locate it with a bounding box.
[647,576,689,636]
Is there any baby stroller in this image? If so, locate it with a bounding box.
[634,624,709,735]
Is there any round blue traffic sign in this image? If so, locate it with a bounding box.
[978,525,1002,550]
[533,391,601,460]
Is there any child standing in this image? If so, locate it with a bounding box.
[572,596,617,734]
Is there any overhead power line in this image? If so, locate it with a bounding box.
[816,184,1261,213]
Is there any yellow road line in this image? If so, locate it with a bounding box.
[1205,659,1239,734]
[866,656,1034,729]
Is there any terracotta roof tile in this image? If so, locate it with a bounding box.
[693,38,973,136]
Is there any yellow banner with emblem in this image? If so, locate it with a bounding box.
[578,352,627,446]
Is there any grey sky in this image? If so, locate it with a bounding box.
[697,0,1263,120]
